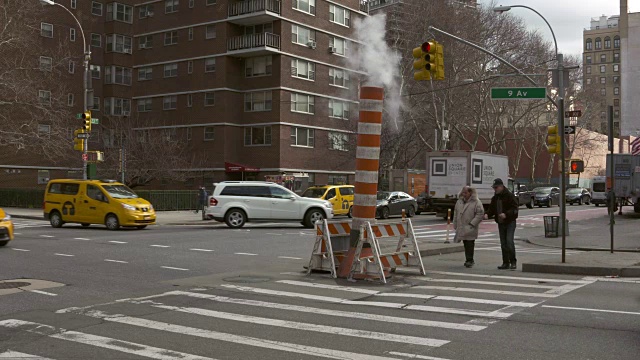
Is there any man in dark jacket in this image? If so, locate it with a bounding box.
[485,178,519,270]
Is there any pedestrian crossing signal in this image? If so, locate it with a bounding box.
[570,160,584,174]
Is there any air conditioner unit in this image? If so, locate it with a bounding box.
[122,111,130,117]
[307,40,316,49]
[124,47,132,54]
[139,44,148,49]
[329,46,337,53]
[147,11,154,17]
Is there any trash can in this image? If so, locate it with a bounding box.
[543,216,569,238]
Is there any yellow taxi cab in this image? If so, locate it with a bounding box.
[0,208,15,247]
[301,185,355,217]
[43,179,156,230]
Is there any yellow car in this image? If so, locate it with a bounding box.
[0,208,14,247]
[44,179,156,230]
[301,185,355,216]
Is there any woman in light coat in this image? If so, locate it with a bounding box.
[453,186,484,268]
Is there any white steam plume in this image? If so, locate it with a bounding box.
[349,13,402,129]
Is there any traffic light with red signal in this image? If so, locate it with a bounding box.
[412,41,445,81]
[569,159,584,174]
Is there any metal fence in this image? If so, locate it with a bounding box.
[0,189,199,211]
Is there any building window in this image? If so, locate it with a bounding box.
[139,4,154,18]
[614,64,619,72]
[329,100,349,119]
[139,35,153,49]
[165,0,179,13]
[187,61,193,74]
[614,110,620,118]
[206,0,216,5]
[205,58,216,72]
[614,87,620,95]
[291,127,314,147]
[204,92,215,106]
[104,98,131,116]
[293,0,315,15]
[163,95,177,110]
[586,78,591,85]
[586,56,591,64]
[604,37,611,49]
[39,56,52,71]
[38,90,51,105]
[600,65,606,73]
[291,93,314,114]
[245,56,272,77]
[586,66,591,74]
[614,53,620,63]
[91,1,103,16]
[329,37,347,56]
[106,34,133,53]
[138,67,153,81]
[329,68,350,88]
[595,37,601,49]
[38,170,50,185]
[68,61,75,74]
[244,91,272,111]
[601,88,606,96]
[92,96,100,111]
[90,65,101,79]
[41,23,53,38]
[164,63,178,77]
[614,99,620,106]
[613,75,620,84]
[107,3,133,23]
[70,28,76,42]
[244,126,272,146]
[204,127,215,140]
[187,94,193,107]
[164,31,178,46]
[585,39,592,50]
[600,54,606,63]
[329,132,348,151]
[38,124,51,135]
[329,4,350,27]
[600,77,606,84]
[91,33,102,47]
[291,59,315,80]
[105,66,132,85]
[188,27,194,41]
[614,36,620,48]
[292,24,315,46]
[206,25,216,39]
[67,93,74,106]
[137,99,153,112]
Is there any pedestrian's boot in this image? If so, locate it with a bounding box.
[497,263,510,270]
[510,261,517,270]
[464,260,474,268]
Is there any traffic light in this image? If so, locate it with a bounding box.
[73,129,84,151]
[570,159,584,174]
[413,41,437,81]
[435,42,445,80]
[80,110,91,132]
[546,125,561,154]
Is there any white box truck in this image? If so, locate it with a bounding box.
[606,154,640,213]
[426,151,509,219]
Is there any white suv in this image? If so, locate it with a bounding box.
[205,181,334,228]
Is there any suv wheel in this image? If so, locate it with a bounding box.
[303,209,325,228]
[526,198,534,209]
[105,214,120,230]
[225,209,246,228]
[347,206,353,218]
[49,211,64,228]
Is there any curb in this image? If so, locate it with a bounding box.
[419,244,464,257]
[9,214,44,221]
[522,263,640,277]
[526,238,640,253]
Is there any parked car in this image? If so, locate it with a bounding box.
[566,188,591,205]
[511,182,535,209]
[376,191,418,219]
[415,192,433,214]
[533,187,561,207]
[301,185,354,217]
[205,181,334,228]
[0,208,14,247]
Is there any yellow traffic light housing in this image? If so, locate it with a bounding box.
[546,125,561,154]
[435,43,445,80]
[570,159,584,174]
[73,129,85,151]
[81,110,92,132]
[413,42,437,81]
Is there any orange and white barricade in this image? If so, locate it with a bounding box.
[306,220,352,278]
[348,219,426,284]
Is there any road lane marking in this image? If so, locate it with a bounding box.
[542,305,640,315]
[277,256,303,260]
[387,352,451,360]
[148,303,448,347]
[104,259,128,264]
[266,233,283,235]
[54,253,75,257]
[413,286,557,298]
[234,252,258,256]
[12,248,30,252]
[39,235,54,238]
[0,351,54,359]
[27,290,58,296]
[73,237,91,241]
[277,280,379,294]
[76,310,414,360]
[376,293,539,307]
[419,271,592,284]
[128,290,485,331]
[108,241,127,244]
[13,233,22,235]
[150,245,170,248]
[189,248,214,252]
[0,320,213,360]
[424,278,557,289]
[161,266,189,271]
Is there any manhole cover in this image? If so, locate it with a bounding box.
[223,276,271,284]
[0,282,31,289]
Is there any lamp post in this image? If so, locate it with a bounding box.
[41,0,91,180]
[494,4,568,262]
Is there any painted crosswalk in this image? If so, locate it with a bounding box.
[0,272,593,360]
[10,219,49,230]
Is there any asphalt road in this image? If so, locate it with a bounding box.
[1,205,638,359]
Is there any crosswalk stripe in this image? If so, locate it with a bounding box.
[376,293,539,307]
[145,291,485,331]
[424,279,557,289]
[148,304,449,347]
[0,319,213,360]
[421,271,593,284]
[78,310,408,360]
[387,352,451,360]
[0,351,53,359]
[413,286,557,298]
[276,280,379,294]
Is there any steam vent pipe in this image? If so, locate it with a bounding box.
[337,86,384,278]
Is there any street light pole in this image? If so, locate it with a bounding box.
[41,0,91,180]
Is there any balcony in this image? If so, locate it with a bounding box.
[228,0,281,25]
[227,32,281,56]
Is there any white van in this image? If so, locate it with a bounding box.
[591,176,607,206]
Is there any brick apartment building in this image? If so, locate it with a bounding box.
[1,0,368,191]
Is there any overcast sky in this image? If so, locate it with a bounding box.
[478,0,640,56]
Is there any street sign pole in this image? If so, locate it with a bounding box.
[608,105,615,253]
[558,54,567,264]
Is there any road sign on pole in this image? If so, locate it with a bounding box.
[564,126,576,135]
[490,87,547,100]
[564,110,582,118]
[91,118,99,124]
[76,132,90,139]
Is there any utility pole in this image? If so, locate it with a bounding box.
[557,53,567,263]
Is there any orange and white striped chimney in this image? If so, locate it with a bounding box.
[337,86,384,278]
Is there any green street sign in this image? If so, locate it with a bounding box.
[491,87,546,100]
[91,118,99,124]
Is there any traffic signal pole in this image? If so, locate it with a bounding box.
[558,54,567,263]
